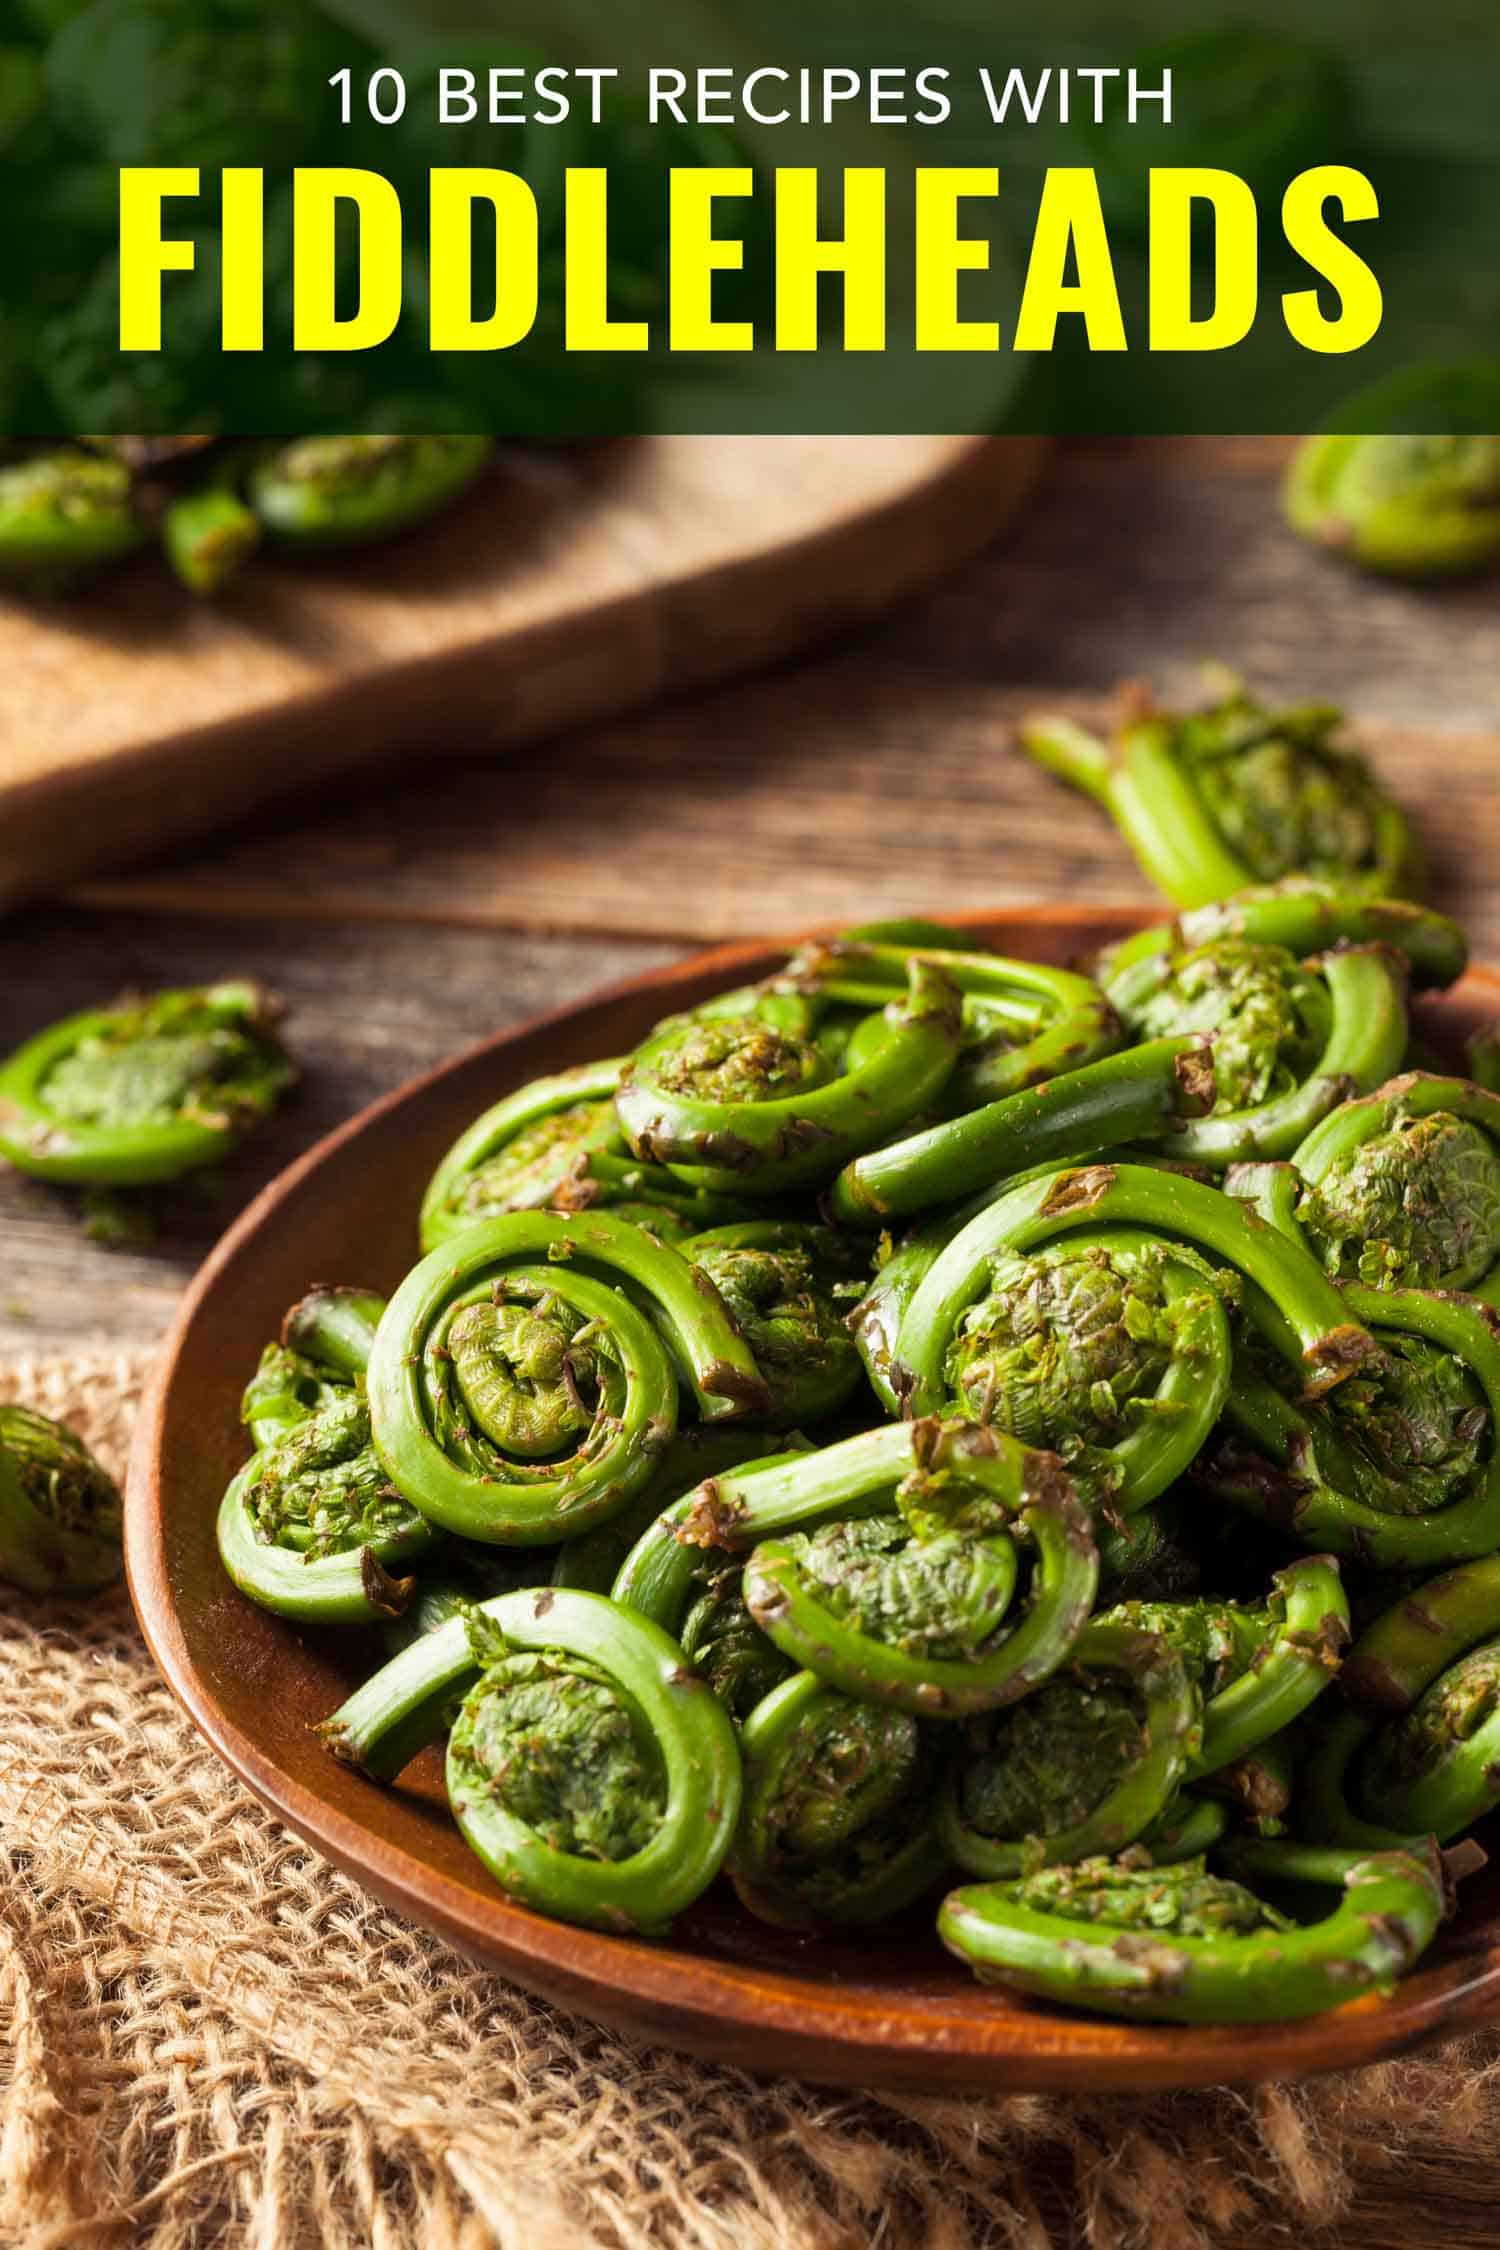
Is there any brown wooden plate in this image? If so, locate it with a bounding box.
[126,908,1500,2094]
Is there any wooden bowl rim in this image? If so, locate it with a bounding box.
[125,907,1500,2094]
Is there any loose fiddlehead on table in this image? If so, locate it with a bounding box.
[0,1403,122,1595]
[1285,420,1500,580]
[1018,684,1419,907]
[0,981,294,1186]
[366,1210,768,1545]
[322,1587,741,1935]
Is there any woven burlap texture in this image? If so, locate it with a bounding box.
[1,1353,1498,2250]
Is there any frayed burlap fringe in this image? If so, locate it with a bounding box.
[0,1358,1498,2250]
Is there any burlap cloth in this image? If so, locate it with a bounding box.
[2,1355,1499,2250]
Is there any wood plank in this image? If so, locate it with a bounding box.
[77,438,1500,952]
[0,433,1046,909]
[0,908,677,1354]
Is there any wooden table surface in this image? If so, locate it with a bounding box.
[0,434,1497,2244]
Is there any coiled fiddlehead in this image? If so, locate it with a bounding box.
[937,1619,1200,1875]
[1291,1075,1500,1299]
[1019,685,1418,906]
[0,981,294,1186]
[679,1221,868,1427]
[1286,403,1500,580]
[0,447,150,590]
[938,1839,1445,2022]
[367,1211,768,1545]
[729,1671,951,1928]
[619,1418,1097,1719]
[0,1403,122,1595]
[1298,1553,1500,1847]
[321,1586,740,1935]
[1100,925,1411,1167]
[1206,1273,1500,1569]
[613,957,963,1195]
[419,1061,741,1250]
[218,1286,439,1623]
[248,430,494,546]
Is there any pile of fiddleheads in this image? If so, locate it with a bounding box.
[210,864,1497,2023]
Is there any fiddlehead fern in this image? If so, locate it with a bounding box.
[729,1672,951,1927]
[678,1221,868,1427]
[366,1211,768,1545]
[1286,422,1500,579]
[0,446,149,590]
[937,1619,1200,1875]
[938,1840,1445,2021]
[322,1587,740,1934]
[1291,1076,1500,1298]
[1100,928,1410,1167]
[0,1403,122,1595]
[247,430,494,546]
[613,957,963,1195]
[1019,684,1419,906]
[1297,1553,1500,1847]
[218,1284,439,1624]
[0,981,294,1186]
[419,1061,742,1250]
[619,1418,1097,1719]
[1205,1280,1500,1569]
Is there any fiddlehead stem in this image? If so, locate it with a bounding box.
[729,1671,951,1927]
[1099,884,1466,995]
[937,1619,1200,1875]
[240,1284,386,1448]
[614,957,963,1195]
[1020,686,1417,906]
[938,1840,1445,2021]
[828,1035,1214,1224]
[1291,1075,1500,1297]
[324,1586,741,1935]
[366,1211,768,1545]
[0,981,294,1186]
[0,1404,122,1595]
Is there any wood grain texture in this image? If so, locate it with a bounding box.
[78,437,1500,954]
[0,433,1044,907]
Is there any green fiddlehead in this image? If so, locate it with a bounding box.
[1297,1553,1500,1847]
[613,956,963,1194]
[1286,417,1500,580]
[938,1839,1445,2022]
[0,981,294,1186]
[0,446,149,590]
[937,1619,1201,1875]
[322,1587,740,1935]
[729,1672,951,1927]
[366,1211,768,1545]
[1206,1281,1500,1569]
[419,1060,743,1250]
[679,1221,868,1427]
[1020,686,1418,906]
[1291,1076,1500,1297]
[618,1418,1098,1719]
[0,1403,122,1595]
[248,429,493,546]
[1101,929,1410,1166]
[218,1284,440,1624]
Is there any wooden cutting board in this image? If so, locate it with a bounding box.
[0,434,1045,910]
